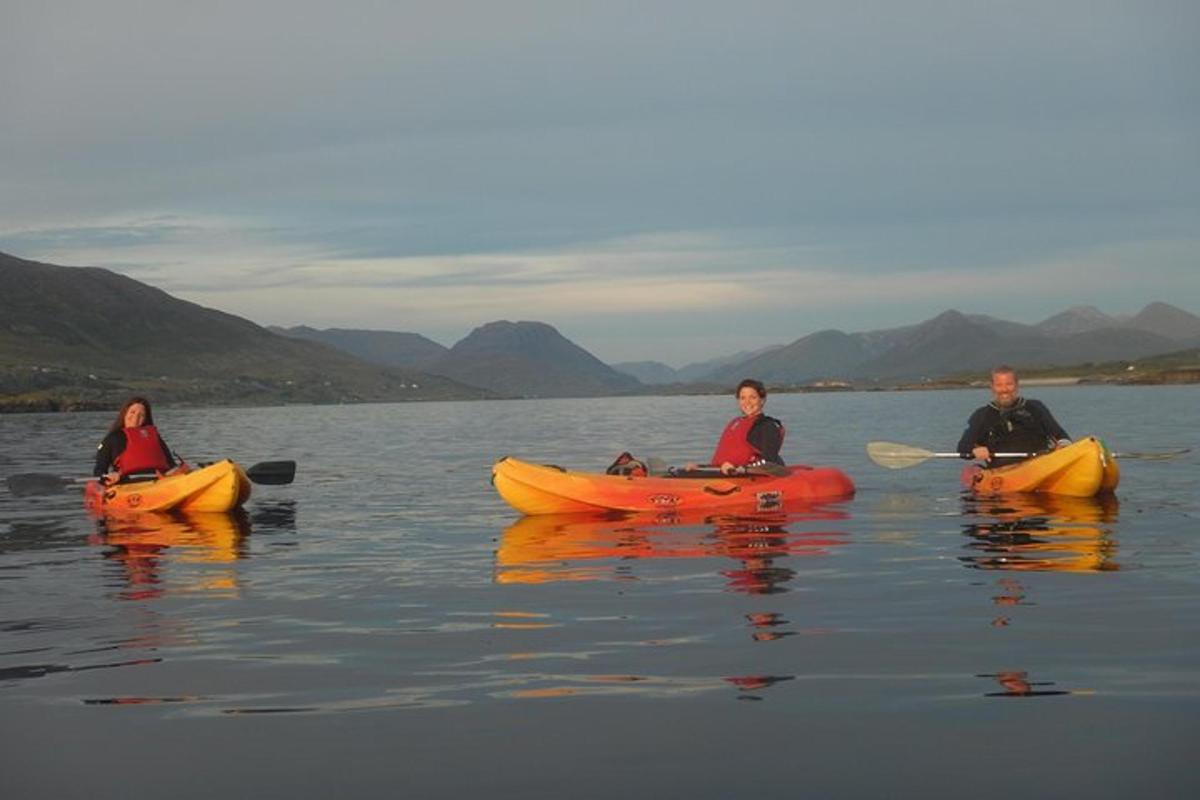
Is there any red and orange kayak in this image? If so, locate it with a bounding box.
[492,456,855,516]
[961,437,1119,498]
[84,460,252,514]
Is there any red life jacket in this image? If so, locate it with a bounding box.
[114,425,170,475]
[711,415,761,466]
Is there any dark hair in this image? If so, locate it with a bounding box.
[735,378,767,398]
[107,396,156,435]
[990,364,1017,380]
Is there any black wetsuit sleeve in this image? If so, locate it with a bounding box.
[1027,400,1069,441]
[748,416,785,465]
[956,407,990,457]
[93,430,124,476]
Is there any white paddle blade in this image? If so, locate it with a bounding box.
[866,441,937,469]
[1114,447,1191,461]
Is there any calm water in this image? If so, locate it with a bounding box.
[2,386,1198,799]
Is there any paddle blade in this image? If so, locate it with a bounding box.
[866,441,936,469]
[5,473,78,497]
[1113,447,1191,461]
[644,457,671,476]
[245,460,296,485]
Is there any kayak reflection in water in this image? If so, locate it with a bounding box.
[959,493,1120,574]
[93,396,180,484]
[92,510,250,602]
[690,378,786,476]
[979,670,1071,698]
[956,365,1071,467]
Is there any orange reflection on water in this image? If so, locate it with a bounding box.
[978,670,1075,698]
[93,510,250,600]
[959,493,1120,574]
[495,505,851,593]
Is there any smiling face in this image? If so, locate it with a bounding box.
[990,370,1019,408]
[737,385,765,417]
[123,402,148,428]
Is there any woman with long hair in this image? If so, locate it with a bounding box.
[93,396,178,481]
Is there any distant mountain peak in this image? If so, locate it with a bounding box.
[1036,305,1117,336]
[1128,302,1200,340]
[428,320,641,398]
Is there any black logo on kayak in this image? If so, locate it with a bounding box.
[756,491,783,511]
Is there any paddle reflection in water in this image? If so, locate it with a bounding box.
[92,510,252,601]
[495,504,851,701]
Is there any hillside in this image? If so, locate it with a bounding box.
[709,329,873,384]
[0,252,489,410]
[271,326,449,370]
[702,304,1200,386]
[5,250,1197,409]
[426,321,643,398]
[610,360,680,385]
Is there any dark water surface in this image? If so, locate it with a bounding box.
[2,387,1197,799]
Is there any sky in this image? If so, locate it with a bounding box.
[3,1,1198,367]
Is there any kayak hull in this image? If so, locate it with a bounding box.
[492,456,856,516]
[85,460,252,514]
[960,437,1119,497]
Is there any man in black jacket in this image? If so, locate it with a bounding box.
[957,365,1070,466]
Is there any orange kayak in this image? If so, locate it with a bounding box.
[492,456,855,515]
[960,437,1119,497]
[84,460,252,514]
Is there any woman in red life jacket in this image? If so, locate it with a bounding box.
[703,378,786,475]
[93,396,178,482]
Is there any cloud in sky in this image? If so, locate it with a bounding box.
[2,1,1198,365]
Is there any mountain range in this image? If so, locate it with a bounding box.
[615,305,1200,385]
[272,320,641,397]
[0,252,488,409]
[3,250,1198,409]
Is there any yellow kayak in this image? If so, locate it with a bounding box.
[84,460,252,514]
[961,437,1119,497]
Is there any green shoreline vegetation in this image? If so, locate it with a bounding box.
[4,349,1196,413]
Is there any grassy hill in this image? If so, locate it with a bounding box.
[0,252,491,411]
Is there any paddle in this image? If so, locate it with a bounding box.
[4,473,89,497]
[1107,447,1192,461]
[866,441,1192,470]
[644,457,790,478]
[865,442,1029,469]
[244,460,297,485]
[5,459,297,497]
